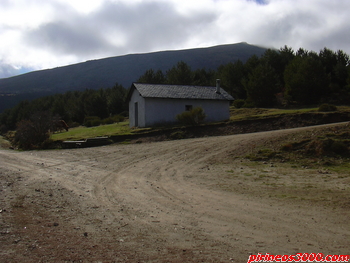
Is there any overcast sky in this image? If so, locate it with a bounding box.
[1,0,349,78]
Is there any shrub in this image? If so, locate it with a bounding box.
[305,140,328,156]
[114,114,125,123]
[318,103,338,112]
[305,139,349,156]
[102,115,125,125]
[233,99,245,109]
[331,141,348,155]
[84,116,101,127]
[14,120,37,149]
[14,111,52,150]
[169,130,187,140]
[102,117,114,125]
[242,100,255,108]
[176,107,206,125]
[0,124,9,135]
[281,143,293,151]
[68,122,80,128]
[257,148,276,158]
[119,111,129,117]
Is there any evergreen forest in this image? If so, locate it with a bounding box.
[1,46,349,132]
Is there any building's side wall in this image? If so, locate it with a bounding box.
[129,90,146,127]
[144,98,230,127]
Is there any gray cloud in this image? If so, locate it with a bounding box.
[255,10,323,48]
[110,2,216,53]
[25,21,114,56]
[23,1,217,58]
[248,0,268,5]
[1,0,350,78]
[308,23,350,53]
[233,1,350,54]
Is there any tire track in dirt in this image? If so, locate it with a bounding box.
[1,123,349,262]
[86,129,348,259]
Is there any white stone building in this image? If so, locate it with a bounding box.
[127,80,234,127]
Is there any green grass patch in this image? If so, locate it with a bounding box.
[51,121,135,141]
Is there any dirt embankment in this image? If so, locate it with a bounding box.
[111,111,350,144]
[0,123,349,262]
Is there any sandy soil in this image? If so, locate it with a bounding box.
[0,124,349,262]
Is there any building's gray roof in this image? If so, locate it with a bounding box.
[132,83,234,101]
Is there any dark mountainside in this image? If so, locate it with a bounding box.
[0,42,267,112]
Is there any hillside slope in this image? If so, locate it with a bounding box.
[0,42,266,112]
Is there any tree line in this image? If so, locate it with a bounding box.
[138,46,350,108]
[1,45,349,133]
[0,83,127,131]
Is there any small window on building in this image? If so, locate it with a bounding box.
[185,105,193,111]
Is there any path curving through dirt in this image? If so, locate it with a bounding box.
[1,123,349,262]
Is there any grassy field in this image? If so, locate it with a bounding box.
[51,121,135,141]
[49,106,350,142]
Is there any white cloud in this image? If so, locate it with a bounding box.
[54,0,105,14]
[0,0,349,78]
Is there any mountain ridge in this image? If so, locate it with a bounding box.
[0,42,267,112]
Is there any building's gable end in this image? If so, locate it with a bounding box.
[129,88,146,127]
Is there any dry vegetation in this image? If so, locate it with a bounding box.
[231,123,350,209]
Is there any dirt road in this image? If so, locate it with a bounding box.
[1,124,349,262]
